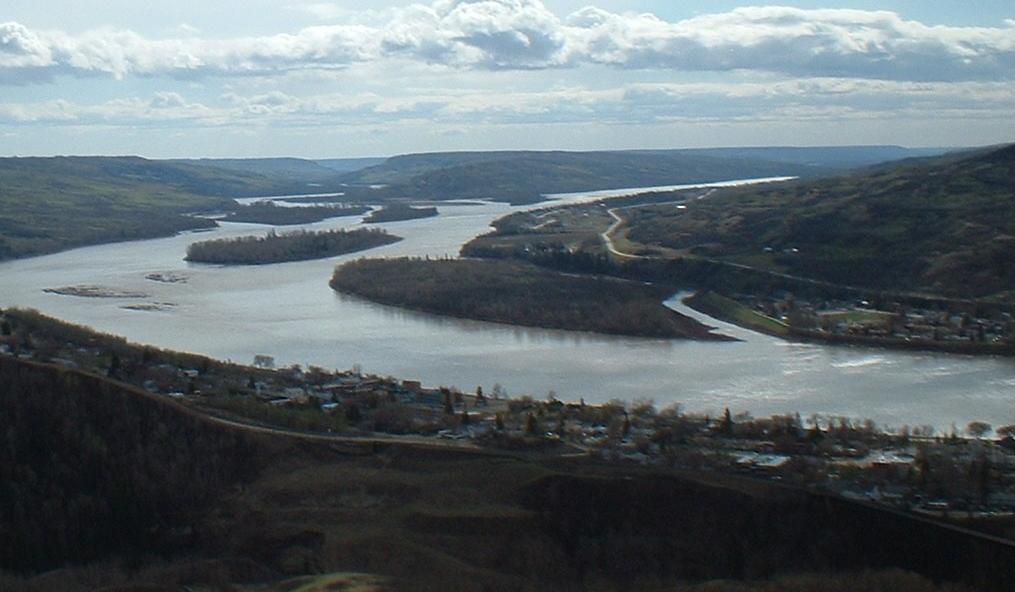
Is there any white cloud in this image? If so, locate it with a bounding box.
[0,22,53,69]
[1,3,1013,84]
[565,7,1015,80]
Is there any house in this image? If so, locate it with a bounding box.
[283,387,310,404]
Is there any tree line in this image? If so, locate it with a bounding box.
[185,228,400,265]
[330,257,722,339]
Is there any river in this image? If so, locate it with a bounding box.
[1,178,1012,431]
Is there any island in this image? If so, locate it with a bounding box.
[222,201,370,225]
[185,228,400,265]
[330,257,729,339]
[363,203,439,223]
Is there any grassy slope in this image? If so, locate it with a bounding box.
[625,144,1015,300]
[686,292,790,337]
[0,156,312,259]
[330,257,724,339]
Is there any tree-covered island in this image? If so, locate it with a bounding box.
[330,257,730,339]
[186,228,400,265]
[363,203,439,223]
[222,201,370,225]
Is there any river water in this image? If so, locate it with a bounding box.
[2,179,1013,431]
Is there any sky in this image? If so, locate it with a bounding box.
[1,0,1013,158]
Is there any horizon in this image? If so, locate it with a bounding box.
[1,0,1013,158]
[0,142,973,161]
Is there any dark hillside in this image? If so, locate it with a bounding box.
[0,357,262,573]
[0,354,1010,590]
[524,472,1015,591]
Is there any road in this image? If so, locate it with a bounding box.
[595,189,908,297]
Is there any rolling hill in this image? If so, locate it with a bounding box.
[341,150,838,204]
[624,143,1015,300]
[171,157,347,185]
[0,156,311,259]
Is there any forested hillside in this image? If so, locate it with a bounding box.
[0,156,317,259]
[624,144,1015,300]
[341,150,831,204]
[0,356,261,572]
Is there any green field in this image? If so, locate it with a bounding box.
[686,291,791,337]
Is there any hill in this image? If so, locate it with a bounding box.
[671,145,951,170]
[0,156,331,259]
[0,355,262,573]
[314,156,387,174]
[623,143,1015,300]
[341,150,836,205]
[171,157,347,184]
[1,353,1011,591]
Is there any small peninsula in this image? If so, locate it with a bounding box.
[186,228,400,265]
[330,257,730,339]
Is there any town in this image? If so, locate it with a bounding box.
[700,290,1015,354]
[3,306,1015,540]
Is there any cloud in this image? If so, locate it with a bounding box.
[381,0,568,68]
[2,3,1014,83]
[3,79,1012,130]
[566,6,1015,81]
[0,22,53,69]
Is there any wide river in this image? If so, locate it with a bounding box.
[2,179,1013,431]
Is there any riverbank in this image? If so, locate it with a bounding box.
[685,291,1015,357]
